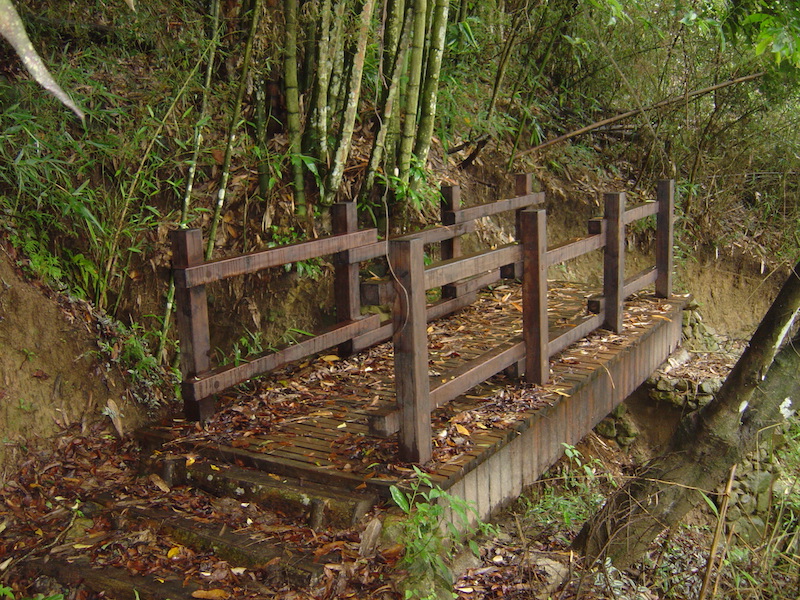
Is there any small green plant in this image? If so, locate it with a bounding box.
[267,226,326,280]
[216,327,269,367]
[0,585,64,600]
[523,444,614,531]
[390,466,496,600]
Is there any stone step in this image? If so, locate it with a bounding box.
[147,453,377,530]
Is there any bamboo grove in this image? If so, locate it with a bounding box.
[2,0,800,329]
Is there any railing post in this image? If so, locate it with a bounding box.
[332,202,361,355]
[390,237,432,464]
[655,179,674,298]
[521,208,549,384]
[440,185,461,300]
[171,228,214,421]
[502,173,532,279]
[603,192,625,333]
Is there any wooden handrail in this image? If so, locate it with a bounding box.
[175,229,377,288]
[389,179,676,462]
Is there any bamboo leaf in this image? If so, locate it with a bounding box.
[0,0,84,120]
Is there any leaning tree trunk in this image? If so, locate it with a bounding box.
[574,260,800,568]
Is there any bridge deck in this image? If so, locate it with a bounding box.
[140,281,687,522]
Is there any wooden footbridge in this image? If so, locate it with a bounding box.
[148,176,687,524]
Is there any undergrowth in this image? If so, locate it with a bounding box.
[390,466,496,600]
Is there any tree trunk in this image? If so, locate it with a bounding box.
[283,0,306,216]
[574,260,800,568]
[412,0,449,170]
[322,0,376,205]
[397,0,427,187]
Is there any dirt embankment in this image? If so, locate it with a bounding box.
[0,245,138,482]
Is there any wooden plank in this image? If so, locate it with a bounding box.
[430,341,525,408]
[425,244,522,290]
[547,313,603,356]
[186,315,381,400]
[546,233,605,266]
[603,192,625,332]
[171,229,214,421]
[360,278,395,306]
[454,191,544,224]
[351,322,393,353]
[176,229,378,287]
[623,201,658,224]
[362,268,493,311]
[656,179,674,298]
[446,269,502,296]
[391,237,432,464]
[522,209,549,384]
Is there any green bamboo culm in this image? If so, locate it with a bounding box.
[397,0,428,188]
[359,8,413,206]
[412,0,450,174]
[322,0,376,205]
[206,0,262,260]
[283,0,306,216]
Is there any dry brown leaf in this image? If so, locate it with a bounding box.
[191,590,230,600]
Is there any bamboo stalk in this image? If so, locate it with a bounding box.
[283,0,306,216]
[206,0,262,259]
[397,0,427,186]
[359,8,413,205]
[412,0,449,170]
[322,0,376,205]
[156,0,221,363]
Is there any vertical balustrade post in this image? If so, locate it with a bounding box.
[171,228,214,421]
[332,202,361,355]
[655,179,674,298]
[603,192,625,333]
[521,208,549,384]
[390,237,432,464]
[440,185,461,300]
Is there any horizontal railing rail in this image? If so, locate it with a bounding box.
[172,221,379,420]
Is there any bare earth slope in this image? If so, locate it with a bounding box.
[0,243,133,482]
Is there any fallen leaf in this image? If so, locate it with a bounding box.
[191,590,230,600]
[455,423,470,436]
[149,473,171,493]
